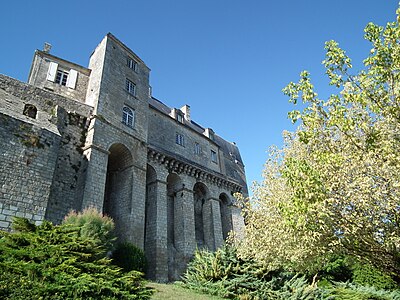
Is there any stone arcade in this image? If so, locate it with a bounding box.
[0,33,247,281]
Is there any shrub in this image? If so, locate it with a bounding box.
[63,207,115,252]
[326,282,400,300]
[351,262,398,291]
[182,245,325,299]
[0,217,153,300]
[112,242,147,273]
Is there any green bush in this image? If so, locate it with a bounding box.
[63,207,115,252]
[182,245,325,299]
[326,282,400,300]
[112,242,147,273]
[351,262,398,291]
[0,216,153,300]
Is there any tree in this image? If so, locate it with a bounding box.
[239,7,400,280]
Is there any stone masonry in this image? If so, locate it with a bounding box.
[0,33,247,282]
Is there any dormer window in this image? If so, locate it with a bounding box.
[122,105,135,128]
[46,62,78,89]
[177,112,184,123]
[127,58,138,72]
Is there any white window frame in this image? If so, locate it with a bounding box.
[122,105,135,128]
[125,78,136,96]
[211,150,218,163]
[176,133,185,146]
[127,58,138,72]
[195,142,202,155]
[55,69,69,86]
[47,62,77,89]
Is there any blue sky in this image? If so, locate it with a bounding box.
[0,1,398,191]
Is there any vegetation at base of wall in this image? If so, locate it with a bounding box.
[182,245,326,299]
[181,245,400,300]
[0,216,153,300]
[326,283,400,300]
[63,207,115,253]
[311,254,398,291]
[112,241,147,273]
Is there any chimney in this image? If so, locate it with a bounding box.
[180,104,191,122]
[43,42,52,53]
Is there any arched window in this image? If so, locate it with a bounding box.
[122,106,134,128]
[23,104,37,119]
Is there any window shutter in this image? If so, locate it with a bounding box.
[66,69,78,89]
[46,62,58,82]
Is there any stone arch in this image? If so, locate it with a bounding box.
[167,173,183,281]
[193,182,210,249]
[219,193,233,241]
[103,143,133,239]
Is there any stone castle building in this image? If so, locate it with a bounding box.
[0,33,247,281]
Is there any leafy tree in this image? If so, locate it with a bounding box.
[239,7,400,281]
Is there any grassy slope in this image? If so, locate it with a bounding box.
[149,282,224,300]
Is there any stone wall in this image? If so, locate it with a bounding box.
[0,74,92,229]
[0,113,60,230]
[45,107,89,224]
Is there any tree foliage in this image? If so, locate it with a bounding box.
[239,7,400,281]
[0,216,152,299]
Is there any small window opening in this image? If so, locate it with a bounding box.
[176,133,185,146]
[122,105,135,128]
[177,113,184,123]
[125,78,136,96]
[211,150,218,163]
[195,142,202,155]
[23,104,37,119]
[55,70,69,86]
[127,58,138,72]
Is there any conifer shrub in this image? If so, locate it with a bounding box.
[63,207,115,251]
[325,282,400,300]
[0,217,153,299]
[111,241,147,273]
[182,245,325,299]
[350,262,397,291]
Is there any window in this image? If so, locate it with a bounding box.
[122,106,135,128]
[55,70,69,86]
[176,133,185,146]
[177,113,184,123]
[23,104,37,119]
[195,142,202,155]
[125,79,136,96]
[211,150,218,163]
[46,62,77,89]
[127,58,138,72]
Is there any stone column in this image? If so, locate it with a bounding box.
[81,145,109,211]
[209,198,224,249]
[174,187,196,277]
[145,179,168,282]
[128,167,146,249]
